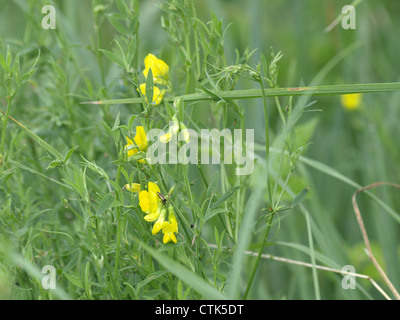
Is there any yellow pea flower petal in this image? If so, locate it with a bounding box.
[139,190,159,214]
[124,183,141,193]
[143,53,169,85]
[162,221,177,244]
[139,84,166,106]
[152,208,166,235]
[148,182,161,195]
[161,206,178,244]
[341,93,362,111]
[179,122,190,143]
[134,126,148,151]
[144,211,160,222]
[125,126,148,162]
[160,132,173,143]
[125,136,138,158]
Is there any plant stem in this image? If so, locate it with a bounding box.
[242,79,275,299]
[190,1,201,79]
[243,212,274,299]
[0,97,12,157]
[113,164,123,294]
[260,80,273,206]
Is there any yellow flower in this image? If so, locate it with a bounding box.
[159,132,173,144]
[162,220,178,244]
[144,204,162,222]
[124,183,141,193]
[162,205,178,244]
[160,116,180,143]
[139,83,166,106]
[139,182,161,219]
[143,53,169,85]
[179,122,190,143]
[341,93,362,111]
[125,126,148,163]
[152,208,167,235]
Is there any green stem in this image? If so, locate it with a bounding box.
[94,228,120,299]
[242,80,275,299]
[197,164,208,188]
[260,80,273,206]
[274,96,286,125]
[0,98,12,157]
[243,213,274,299]
[190,1,201,78]
[113,164,123,292]
[272,145,286,205]
[183,8,191,94]
[82,82,400,105]
[134,0,140,69]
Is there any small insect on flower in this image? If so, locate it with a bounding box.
[157,192,167,205]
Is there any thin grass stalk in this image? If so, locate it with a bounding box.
[352,182,400,300]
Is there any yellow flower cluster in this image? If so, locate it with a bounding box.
[125,181,179,244]
[139,54,169,106]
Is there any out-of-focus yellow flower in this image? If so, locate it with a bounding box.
[139,83,166,106]
[160,115,190,144]
[139,182,161,220]
[341,93,362,111]
[124,183,141,193]
[162,205,178,244]
[179,122,190,143]
[125,126,148,163]
[143,53,169,85]
[160,115,180,143]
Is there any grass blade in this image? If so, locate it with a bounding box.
[81,82,400,105]
[137,240,226,300]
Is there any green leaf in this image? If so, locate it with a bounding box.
[6,45,12,70]
[99,49,124,67]
[164,100,176,118]
[145,68,154,105]
[112,112,121,132]
[64,273,84,289]
[291,186,310,208]
[127,114,137,131]
[211,186,241,209]
[136,271,168,294]
[0,52,6,71]
[204,208,225,222]
[84,261,92,299]
[106,13,128,35]
[136,240,226,300]
[36,137,63,160]
[97,192,116,215]
[64,146,79,164]
[184,198,203,220]
[206,172,219,200]
[46,159,64,170]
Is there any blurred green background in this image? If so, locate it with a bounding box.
[1,0,400,299]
